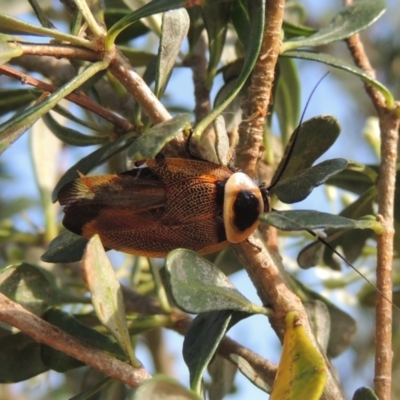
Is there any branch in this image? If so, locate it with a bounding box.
[0,292,152,388]
[0,64,134,135]
[235,0,283,178]
[120,283,277,387]
[343,1,400,399]
[233,1,344,398]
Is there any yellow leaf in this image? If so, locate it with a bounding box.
[270,311,327,400]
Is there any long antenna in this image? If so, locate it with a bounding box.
[268,72,330,191]
[266,72,399,312]
[307,228,400,313]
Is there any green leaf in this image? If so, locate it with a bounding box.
[106,0,188,49]
[275,57,301,144]
[303,300,331,352]
[69,376,114,400]
[193,0,265,139]
[187,7,204,53]
[289,276,357,358]
[202,2,231,86]
[270,311,327,400]
[230,0,251,46]
[126,113,191,161]
[41,308,126,372]
[281,50,394,108]
[51,129,138,202]
[213,115,230,166]
[0,35,23,65]
[42,112,109,147]
[326,161,378,194]
[0,263,52,316]
[51,103,112,134]
[165,249,269,315]
[82,235,139,367]
[271,115,341,186]
[183,310,233,393]
[30,116,61,241]
[0,14,94,48]
[273,158,348,204]
[132,376,202,400]
[282,0,386,52]
[260,210,383,233]
[297,186,377,270]
[104,9,149,44]
[0,89,35,117]
[0,332,48,382]
[41,231,89,263]
[27,0,56,29]
[154,9,190,98]
[352,387,379,400]
[0,60,109,155]
[230,354,273,393]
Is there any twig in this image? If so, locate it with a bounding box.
[0,64,134,135]
[233,1,344,398]
[120,283,277,386]
[185,30,211,124]
[236,0,283,178]
[0,292,152,388]
[344,1,400,399]
[15,42,101,61]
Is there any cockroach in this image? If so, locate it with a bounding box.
[58,157,269,257]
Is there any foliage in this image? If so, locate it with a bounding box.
[0,0,399,399]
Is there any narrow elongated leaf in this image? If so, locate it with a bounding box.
[27,0,56,29]
[127,113,191,161]
[165,249,269,315]
[82,235,138,366]
[282,0,386,51]
[106,0,187,48]
[0,332,48,382]
[271,115,341,185]
[132,376,202,400]
[230,0,250,46]
[43,112,108,147]
[275,57,301,144]
[270,311,327,400]
[154,9,189,98]
[0,60,109,155]
[193,0,264,139]
[0,263,52,316]
[41,231,89,263]
[51,129,138,202]
[0,14,93,48]
[30,116,61,241]
[260,210,383,233]
[104,9,149,44]
[281,50,394,107]
[273,158,348,204]
[202,2,231,85]
[0,89,35,117]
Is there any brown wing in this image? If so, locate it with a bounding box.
[58,170,166,211]
[59,158,231,257]
[77,206,228,257]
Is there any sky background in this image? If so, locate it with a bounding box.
[1,0,398,398]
